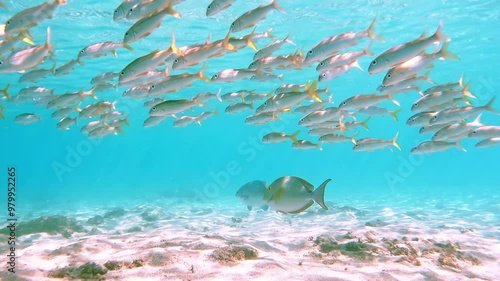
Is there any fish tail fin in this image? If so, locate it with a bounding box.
[77,58,85,66]
[115,126,125,134]
[284,33,296,46]
[439,40,460,60]
[305,79,322,102]
[367,15,385,42]
[422,70,435,84]
[248,102,254,110]
[338,116,346,134]
[387,93,400,106]
[1,83,11,99]
[483,96,498,114]
[264,28,277,39]
[455,141,467,152]
[122,43,134,51]
[165,0,182,19]
[392,131,402,151]
[221,31,236,51]
[434,21,446,42]
[390,108,402,121]
[19,30,34,45]
[198,62,210,82]
[46,26,52,53]
[362,117,371,131]
[49,61,57,74]
[74,101,82,112]
[364,40,375,56]
[289,130,300,143]
[461,82,476,99]
[88,88,98,100]
[246,28,258,51]
[272,0,286,14]
[351,131,359,144]
[312,179,331,210]
[216,88,222,102]
[461,96,472,106]
[352,60,363,71]
[458,74,464,87]
[469,113,483,127]
[170,31,184,56]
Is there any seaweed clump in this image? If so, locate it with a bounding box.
[87,215,104,226]
[49,262,107,280]
[210,246,259,263]
[383,238,421,266]
[103,208,126,219]
[314,236,378,261]
[13,216,84,238]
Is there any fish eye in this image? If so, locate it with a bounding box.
[125,32,129,36]
[371,60,377,65]
[231,22,235,26]
[114,9,118,14]
[433,115,438,119]
[151,85,155,89]
[308,50,313,54]
[322,73,327,77]
[413,103,417,107]
[120,71,124,75]
[319,62,324,66]
[472,131,476,134]
[207,5,211,9]
[174,59,179,63]
[152,107,156,111]
[386,74,392,79]
[214,74,218,78]
[264,102,267,106]
[6,20,10,25]
[129,8,133,12]
[342,101,346,105]
[299,118,304,123]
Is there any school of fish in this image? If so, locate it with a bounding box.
[1,0,499,152]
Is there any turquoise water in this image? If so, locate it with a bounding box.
[1,0,499,208]
[0,1,500,208]
[1,1,500,280]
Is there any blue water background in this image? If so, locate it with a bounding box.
[0,0,499,212]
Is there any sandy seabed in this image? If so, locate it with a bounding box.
[1,193,499,281]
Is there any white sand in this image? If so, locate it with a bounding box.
[2,194,499,281]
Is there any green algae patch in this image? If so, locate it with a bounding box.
[49,262,107,280]
[210,246,259,263]
[7,216,85,238]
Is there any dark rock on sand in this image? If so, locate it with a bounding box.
[87,215,104,226]
[210,246,259,263]
[49,262,107,280]
[104,261,121,271]
[9,216,84,238]
[103,208,126,219]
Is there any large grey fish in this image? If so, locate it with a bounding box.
[235,180,269,211]
[263,176,331,214]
